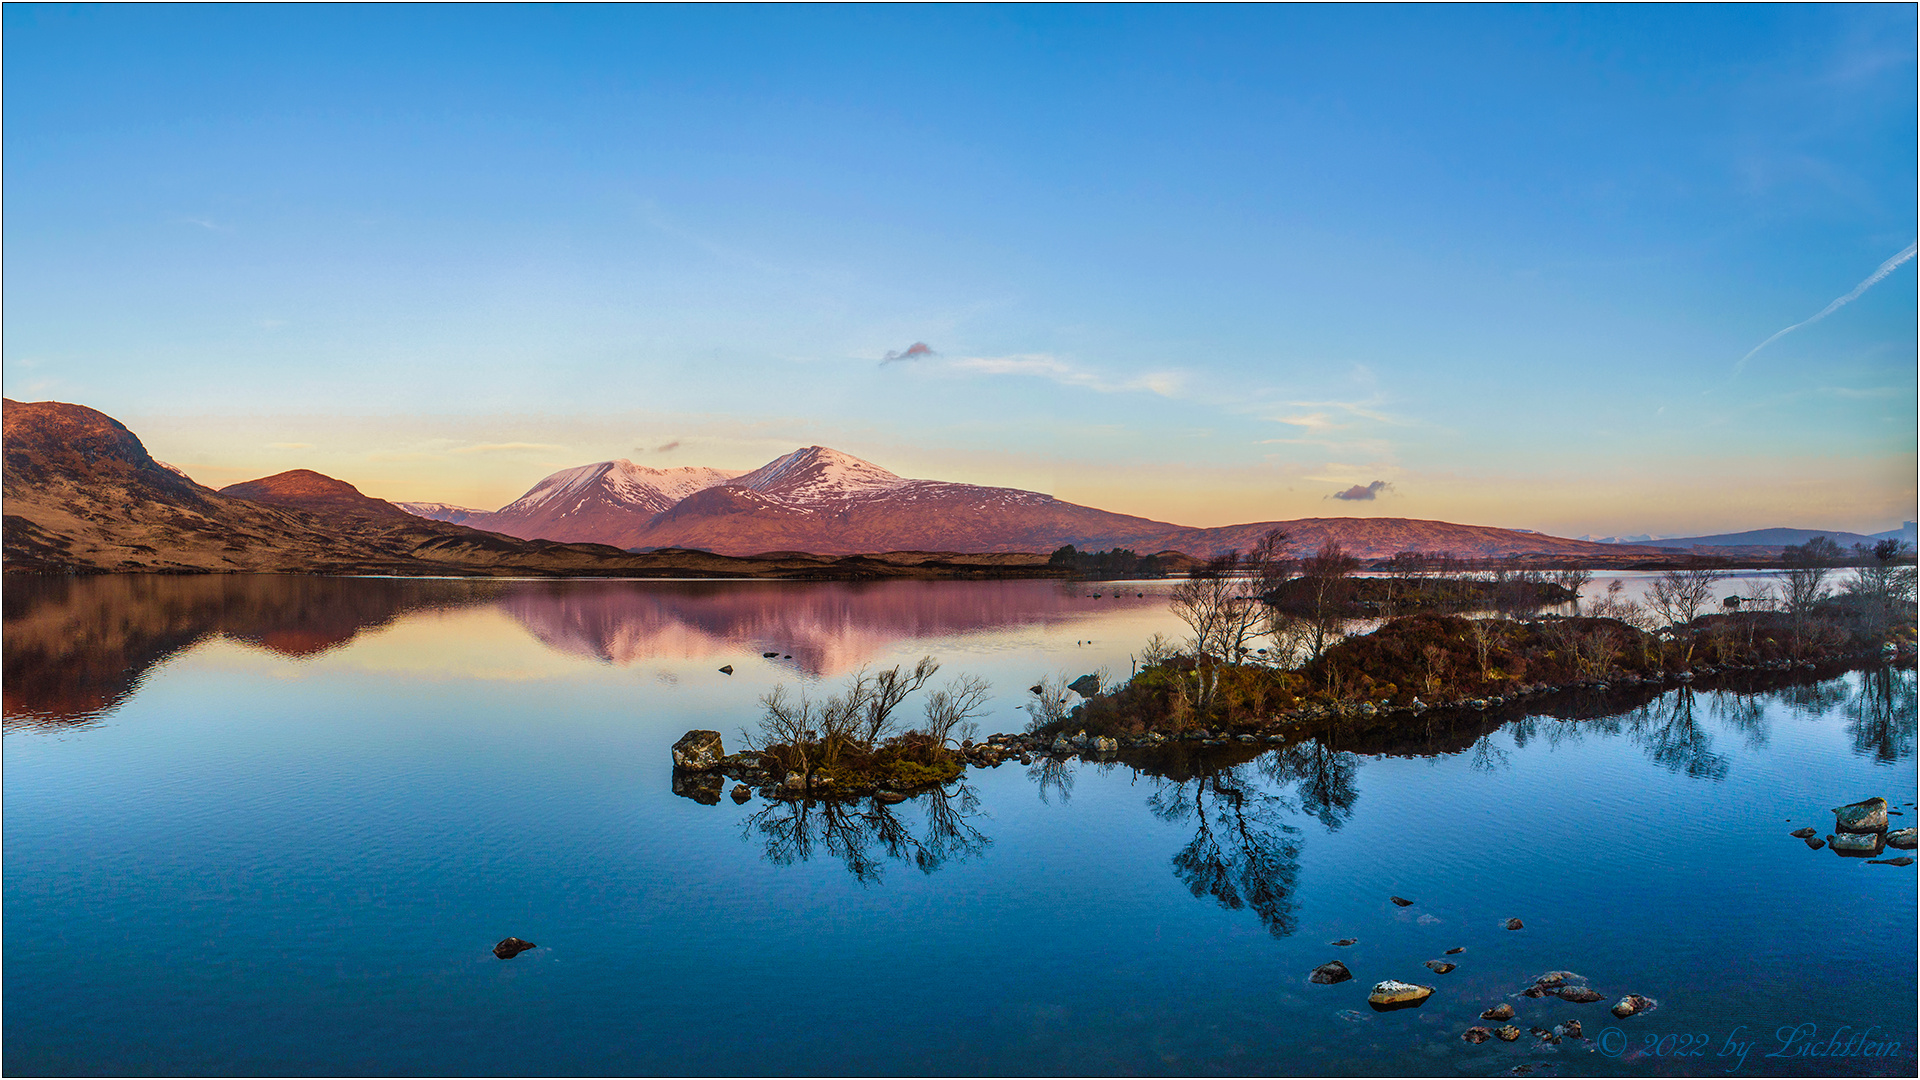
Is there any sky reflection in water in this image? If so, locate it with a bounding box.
[3,576,1914,1076]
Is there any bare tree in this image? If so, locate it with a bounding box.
[1553,566,1594,601]
[1647,567,1724,668]
[1845,539,1918,638]
[859,656,940,746]
[920,673,992,748]
[1296,542,1361,662]
[1024,673,1074,732]
[1782,537,1844,615]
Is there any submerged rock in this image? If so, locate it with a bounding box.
[1481,1003,1514,1021]
[1425,960,1457,974]
[1309,961,1353,984]
[1531,971,1578,989]
[1368,980,1434,1009]
[1887,827,1917,849]
[1804,836,1828,850]
[1558,987,1604,1003]
[1446,946,1466,954]
[1611,994,1654,1019]
[1390,895,1415,907]
[1505,918,1525,930]
[1833,797,1889,834]
[1331,938,1358,947]
[1867,856,1915,866]
[1563,1020,1583,1039]
[1790,827,1817,839]
[1462,1026,1492,1044]
[1416,914,1442,926]
[1495,1025,1522,1042]
[493,937,536,959]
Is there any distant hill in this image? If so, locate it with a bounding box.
[1,399,1062,580]
[221,469,419,523]
[428,445,1666,561]
[1649,527,1891,551]
[392,501,491,527]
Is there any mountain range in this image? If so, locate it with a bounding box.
[0,399,1064,579]
[393,445,1673,561]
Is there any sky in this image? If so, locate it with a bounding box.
[5,4,1915,537]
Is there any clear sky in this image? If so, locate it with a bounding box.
[5,4,1914,536]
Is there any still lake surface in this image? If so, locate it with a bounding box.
[4,575,1915,1077]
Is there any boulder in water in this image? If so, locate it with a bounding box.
[1611,994,1654,1019]
[1504,918,1525,930]
[1068,673,1101,697]
[493,937,536,959]
[671,730,725,771]
[1462,1026,1493,1044]
[1390,895,1414,907]
[1481,1003,1514,1021]
[1833,797,1889,833]
[1868,856,1915,866]
[1425,960,1457,974]
[1887,827,1916,849]
[1309,961,1353,984]
[1368,980,1434,1010]
[1828,832,1886,857]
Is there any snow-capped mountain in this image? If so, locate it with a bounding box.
[437,460,743,546]
[394,501,491,526]
[411,444,1661,560]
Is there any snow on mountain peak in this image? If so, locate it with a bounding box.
[497,459,742,517]
[729,446,906,502]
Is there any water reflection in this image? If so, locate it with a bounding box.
[3,575,1160,725]
[1846,666,1917,764]
[1,575,502,728]
[1148,760,1305,938]
[741,784,992,883]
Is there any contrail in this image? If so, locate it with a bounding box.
[1736,241,1917,372]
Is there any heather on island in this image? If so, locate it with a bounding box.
[1044,532,1918,743]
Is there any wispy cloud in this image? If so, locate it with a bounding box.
[1331,480,1393,501]
[942,353,1185,397]
[1737,241,1917,371]
[182,217,230,232]
[648,440,683,453]
[451,442,568,454]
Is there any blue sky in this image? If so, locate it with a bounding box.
[5,4,1914,534]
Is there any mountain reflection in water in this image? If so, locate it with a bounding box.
[2,575,1158,726]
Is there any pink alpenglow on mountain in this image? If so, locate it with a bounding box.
[432,444,1651,560]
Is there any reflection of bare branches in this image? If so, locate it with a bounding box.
[740,784,991,884]
[1466,733,1511,774]
[1626,689,1728,781]
[1845,667,1917,764]
[1152,762,1304,938]
[1707,690,1771,750]
[1026,756,1076,805]
[1769,678,1850,718]
[1260,739,1360,830]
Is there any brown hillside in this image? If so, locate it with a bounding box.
[221,469,418,523]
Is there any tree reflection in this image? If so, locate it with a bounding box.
[1706,689,1771,750]
[740,784,990,884]
[1026,755,1076,805]
[1260,739,1361,830]
[1148,760,1305,938]
[1626,689,1729,781]
[1845,667,1917,764]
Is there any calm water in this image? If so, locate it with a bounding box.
[5,576,1915,1077]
